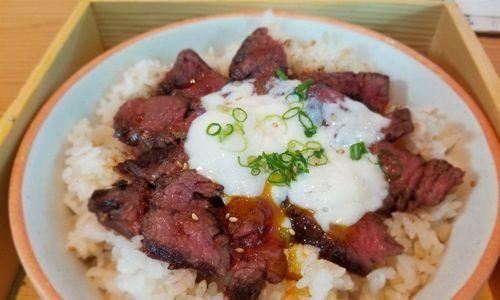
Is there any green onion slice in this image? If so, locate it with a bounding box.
[287,140,305,151]
[305,141,322,150]
[232,107,247,122]
[307,151,328,166]
[206,123,221,136]
[280,152,293,163]
[282,107,301,120]
[251,168,261,176]
[295,79,314,100]
[237,156,249,167]
[298,111,317,137]
[349,142,367,161]
[298,111,314,128]
[268,169,286,185]
[275,68,288,81]
[223,123,234,135]
[378,149,403,180]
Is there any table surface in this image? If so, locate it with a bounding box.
[1,0,499,299]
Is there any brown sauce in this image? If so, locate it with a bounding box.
[225,184,286,247]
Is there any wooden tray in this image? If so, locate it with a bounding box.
[1,0,498,298]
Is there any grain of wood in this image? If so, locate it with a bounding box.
[478,36,500,75]
[0,1,498,299]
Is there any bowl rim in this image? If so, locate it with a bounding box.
[8,10,500,300]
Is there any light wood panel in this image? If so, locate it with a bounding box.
[0,1,498,299]
[0,1,79,298]
[92,0,442,53]
[428,3,500,134]
[479,36,500,75]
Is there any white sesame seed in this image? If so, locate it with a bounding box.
[176,161,183,167]
[229,217,238,223]
[225,213,231,219]
[182,162,189,170]
[289,228,296,236]
[191,213,199,221]
[235,248,244,253]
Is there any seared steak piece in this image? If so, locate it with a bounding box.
[283,200,403,276]
[371,142,464,213]
[344,213,404,270]
[225,198,287,300]
[149,170,223,209]
[415,159,464,206]
[115,143,188,184]
[371,142,424,213]
[227,258,266,300]
[88,180,149,239]
[299,71,389,113]
[158,49,227,99]
[142,170,230,277]
[383,108,414,142]
[142,201,230,276]
[227,245,287,300]
[114,94,201,151]
[229,27,288,94]
[306,82,345,103]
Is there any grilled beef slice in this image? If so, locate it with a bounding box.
[229,27,288,95]
[371,142,425,213]
[113,94,201,151]
[306,82,345,103]
[382,108,414,142]
[283,200,403,276]
[299,71,389,113]
[142,170,231,277]
[225,199,287,300]
[88,180,149,239]
[115,142,188,184]
[415,159,464,206]
[371,142,464,213]
[158,49,227,99]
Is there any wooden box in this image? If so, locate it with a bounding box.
[1,0,498,298]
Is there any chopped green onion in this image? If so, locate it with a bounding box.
[206,123,221,136]
[237,156,249,167]
[232,107,247,122]
[268,169,286,185]
[288,140,305,151]
[307,149,328,166]
[304,127,317,138]
[234,121,245,134]
[298,111,314,128]
[256,114,287,131]
[282,107,301,120]
[295,79,314,100]
[280,152,293,163]
[305,141,322,150]
[251,168,261,176]
[349,142,367,161]
[298,111,317,137]
[223,123,234,135]
[275,68,288,80]
[378,149,403,180]
[238,140,328,186]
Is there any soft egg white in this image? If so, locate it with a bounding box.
[185,79,390,226]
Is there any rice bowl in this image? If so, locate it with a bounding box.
[9,12,499,300]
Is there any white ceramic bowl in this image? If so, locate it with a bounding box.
[9,12,499,300]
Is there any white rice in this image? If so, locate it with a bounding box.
[63,28,464,300]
